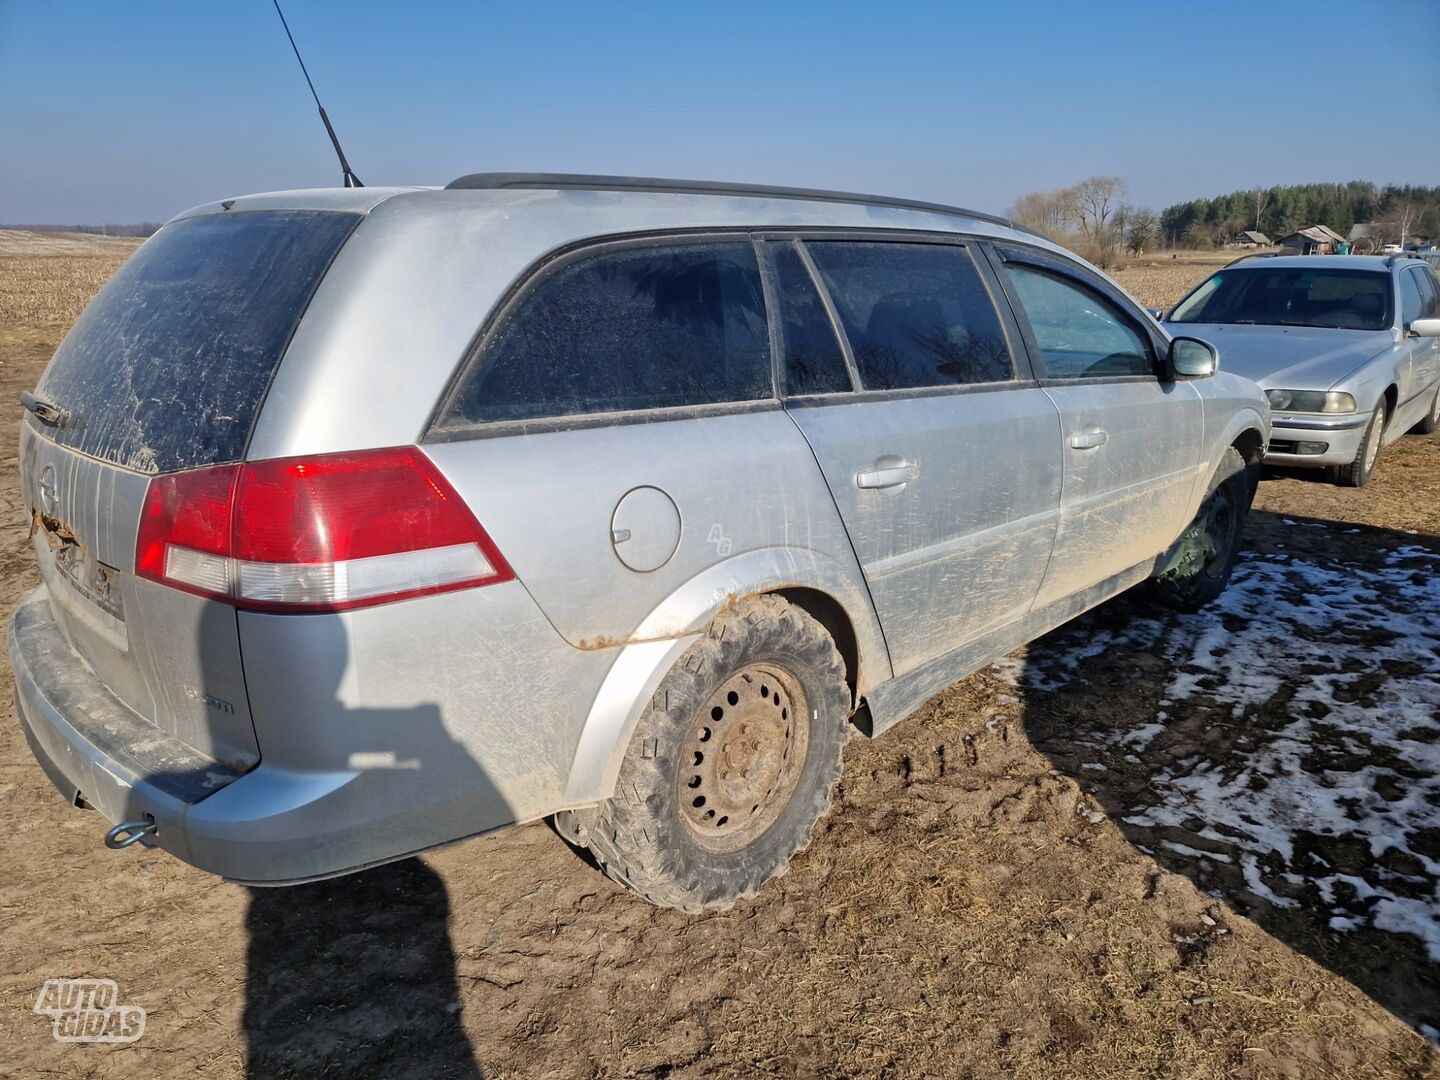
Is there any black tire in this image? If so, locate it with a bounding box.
[1151,447,1254,612]
[1333,400,1386,487]
[562,595,850,912]
[1412,384,1440,436]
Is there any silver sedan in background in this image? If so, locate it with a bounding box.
[1164,254,1440,486]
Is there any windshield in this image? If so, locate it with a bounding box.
[1169,267,1392,331]
[35,209,360,473]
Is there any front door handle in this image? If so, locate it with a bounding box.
[1067,430,1109,450]
[856,460,919,489]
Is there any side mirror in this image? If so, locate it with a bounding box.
[1408,317,1440,338]
[1168,336,1218,379]
[1146,307,1166,321]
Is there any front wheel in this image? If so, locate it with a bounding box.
[1334,401,1386,487]
[560,595,851,912]
[1151,447,1254,612]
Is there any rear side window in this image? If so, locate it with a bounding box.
[768,241,851,395]
[1417,268,1440,317]
[36,210,359,474]
[1003,265,1153,379]
[1401,269,1426,326]
[804,242,1014,390]
[448,240,772,424]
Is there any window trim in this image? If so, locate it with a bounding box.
[985,242,1165,386]
[426,229,780,439]
[755,237,860,397]
[779,230,1034,397]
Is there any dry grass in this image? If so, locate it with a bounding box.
[1110,251,1232,309]
[0,231,140,326]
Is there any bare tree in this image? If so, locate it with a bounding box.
[1376,202,1419,246]
[1006,187,1075,241]
[1252,187,1271,231]
[1126,208,1159,253]
[1069,176,1127,240]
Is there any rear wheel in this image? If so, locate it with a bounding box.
[1333,400,1386,487]
[1412,384,1440,436]
[561,595,850,912]
[1151,447,1254,612]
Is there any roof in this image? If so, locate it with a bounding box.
[170,174,1045,243]
[1279,226,1343,245]
[1348,223,1375,241]
[1237,230,1270,244]
[442,172,1039,236]
[1224,254,1393,272]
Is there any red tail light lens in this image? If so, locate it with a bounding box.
[136,447,512,612]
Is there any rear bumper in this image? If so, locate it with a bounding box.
[1264,412,1371,468]
[9,584,563,883]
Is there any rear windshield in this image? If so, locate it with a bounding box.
[35,209,359,473]
[1169,267,1392,331]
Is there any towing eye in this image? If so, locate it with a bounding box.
[104,817,158,849]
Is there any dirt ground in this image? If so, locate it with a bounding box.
[0,240,1436,1078]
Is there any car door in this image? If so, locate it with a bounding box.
[1401,266,1440,410]
[989,243,1203,609]
[771,235,1063,677]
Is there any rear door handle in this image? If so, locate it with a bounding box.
[1067,430,1109,450]
[856,460,919,489]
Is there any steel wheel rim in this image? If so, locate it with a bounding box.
[678,664,810,852]
[1364,411,1383,471]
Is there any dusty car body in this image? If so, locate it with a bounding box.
[1165,254,1440,485]
[10,175,1269,909]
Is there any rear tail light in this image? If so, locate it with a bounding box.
[136,447,512,612]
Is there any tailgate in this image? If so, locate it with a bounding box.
[21,428,259,769]
[17,208,362,769]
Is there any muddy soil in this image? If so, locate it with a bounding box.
[0,259,1436,1078]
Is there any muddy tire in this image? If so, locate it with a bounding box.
[1333,400,1386,487]
[1412,384,1440,436]
[1151,447,1254,612]
[567,595,850,912]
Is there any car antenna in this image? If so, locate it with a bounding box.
[270,0,362,188]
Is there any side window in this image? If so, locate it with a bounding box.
[1400,269,1427,326]
[1002,264,1154,379]
[767,241,852,395]
[450,240,772,424]
[1420,268,1440,317]
[804,241,1015,390]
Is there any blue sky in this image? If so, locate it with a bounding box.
[2,0,1437,224]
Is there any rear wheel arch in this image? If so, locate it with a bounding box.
[771,586,860,706]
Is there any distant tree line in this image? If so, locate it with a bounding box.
[1158,182,1440,249]
[1,223,161,237]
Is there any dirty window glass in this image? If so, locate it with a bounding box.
[1401,269,1426,326]
[453,241,772,423]
[803,242,1013,390]
[770,242,851,395]
[35,211,359,474]
[1004,265,1153,378]
[1416,268,1440,317]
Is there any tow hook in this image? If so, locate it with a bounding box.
[104,817,158,850]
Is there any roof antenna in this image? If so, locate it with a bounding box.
[271,0,362,188]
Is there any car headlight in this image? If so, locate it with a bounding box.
[1265,389,1357,414]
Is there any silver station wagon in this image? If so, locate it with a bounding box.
[12,174,1269,911]
[1164,254,1440,486]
